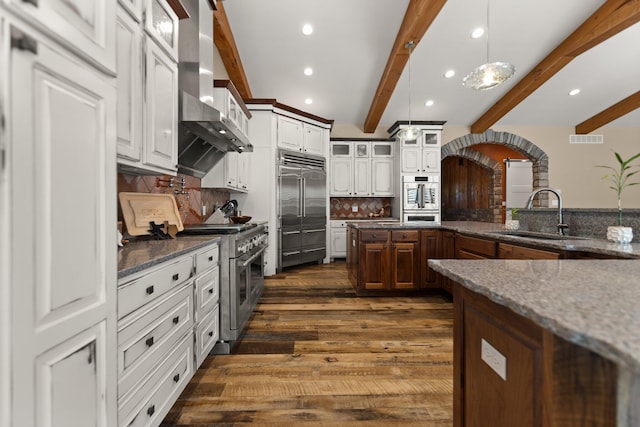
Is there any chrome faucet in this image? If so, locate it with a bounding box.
[525,187,568,235]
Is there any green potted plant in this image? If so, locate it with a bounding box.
[596,151,640,243]
[505,208,520,230]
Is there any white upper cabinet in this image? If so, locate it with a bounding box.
[277,115,325,156]
[116,2,179,175]
[116,8,143,162]
[400,131,441,173]
[201,151,251,193]
[7,0,117,74]
[330,140,394,197]
[143,37,178,171]
[119,0,143,22]
[144,0,179,61]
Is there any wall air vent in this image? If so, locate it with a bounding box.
[570,134,604,144]
[279,150,325,170]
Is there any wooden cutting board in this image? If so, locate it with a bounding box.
[119,192,184,236]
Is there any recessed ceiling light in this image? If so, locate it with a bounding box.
[444,69,455,78]
[569,88,581,96]
[471,27,485,38]
[302,24,313,35]
[305,98,313,105]
[425,100,434,107]
[304,67,313,76]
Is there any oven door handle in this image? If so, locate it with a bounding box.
[238,246,267,269]
[302,229,325,233]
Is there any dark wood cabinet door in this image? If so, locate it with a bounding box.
[359,241,389,290]
[391,241,420,289]
[421,230,442,289]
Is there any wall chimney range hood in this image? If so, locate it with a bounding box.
[177,0,252,178]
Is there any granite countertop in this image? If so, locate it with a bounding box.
[118,236,221,280]
[348,220,640,258]
[429,258,640,373]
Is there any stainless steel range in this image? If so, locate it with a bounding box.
[181,222,268,354]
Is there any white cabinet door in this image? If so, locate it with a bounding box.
[35,323,109,427]
[303,123,324,155]
[371,142,393,157]
[119,0,143,22]
[9,25,116,427]
[401,148,421,173]
[237,152,250,192]
[144,0,179,61]
[330,158,352,196]
[422,131,441,147]
[143,37,178,172]
[277,115,303,151]
[330,141,352,157]
[8,0,117,74]
[330,228,347,258]
[226,151,238,188]
[371,158,394,196]
[422,149,440,172]
[353,158,370,196]
[116,7,143,162]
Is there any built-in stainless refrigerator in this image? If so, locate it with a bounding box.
[277,150,326,271]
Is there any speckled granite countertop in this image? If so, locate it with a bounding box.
[348,220,640,259]
[117,236,221,280]
[429,259,640,373]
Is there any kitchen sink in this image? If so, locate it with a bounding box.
[490,230,589,240]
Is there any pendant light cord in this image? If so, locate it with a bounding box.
[486,0,490,63]
[406,41,414,126]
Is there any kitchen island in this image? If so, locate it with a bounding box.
[430,258,640,427]
[347,220,640,295]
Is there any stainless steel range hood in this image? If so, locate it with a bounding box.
[177,0,252,178]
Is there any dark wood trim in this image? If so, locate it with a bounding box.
[245,98,334,126]
[386,120,447,136]
[214,79,252,118]
[330,137,396,142]
[167,0,189,19]
[575,90,640,134]
[362,0,448,134]
[213,2,253,99]
[471,0,640,134]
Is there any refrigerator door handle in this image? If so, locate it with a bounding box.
[301,177,306,217]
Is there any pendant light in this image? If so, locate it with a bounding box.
[397,41,422,141]
[463,0,515,90]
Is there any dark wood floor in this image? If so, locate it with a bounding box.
[162,261,454,426]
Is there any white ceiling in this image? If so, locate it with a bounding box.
[223,0,640,132]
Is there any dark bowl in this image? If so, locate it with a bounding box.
[230,215,252,224]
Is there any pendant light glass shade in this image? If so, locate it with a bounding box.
[397,41,422,141]
[463,61,515,90]
[463,0,515,90]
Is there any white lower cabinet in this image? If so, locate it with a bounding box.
[117,241,219,427]
[330,221,348,259]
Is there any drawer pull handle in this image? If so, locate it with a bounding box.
[147,405,155,416]
[208,331,214,337]
[372,234,377,239]
[402,233,407,239]
[172,316,179,324]
[145,337,154,347]
[173,373,180,383]
[146,286,154,295]
[208,255,214,261]
[208,288,214,294]
[172,273,179,281]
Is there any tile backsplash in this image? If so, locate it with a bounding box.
[117,173,229,226]
[330,197,393,219]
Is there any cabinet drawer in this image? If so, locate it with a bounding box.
[360,230,388,242]
[117,283,194,398]
[118,256,193,319]
[196,266,219,318]
[196,304,220,367]
[391,230,419,242]
[456,235,496,258]
[195,244,219,275]
[498,243,560,260]
[118,333,193,427]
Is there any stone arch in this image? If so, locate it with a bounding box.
[441,130,549,223]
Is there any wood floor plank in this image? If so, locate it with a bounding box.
[162,261,454,426]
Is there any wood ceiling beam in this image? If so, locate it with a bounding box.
[363,0,447,134]
[213,2,253,99]
[575,91,640,134]
[470,0,640,134]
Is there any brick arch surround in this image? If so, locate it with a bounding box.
[441,130,549,223]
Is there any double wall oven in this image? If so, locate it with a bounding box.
[181,222,268,354]
[402,175,441,223]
